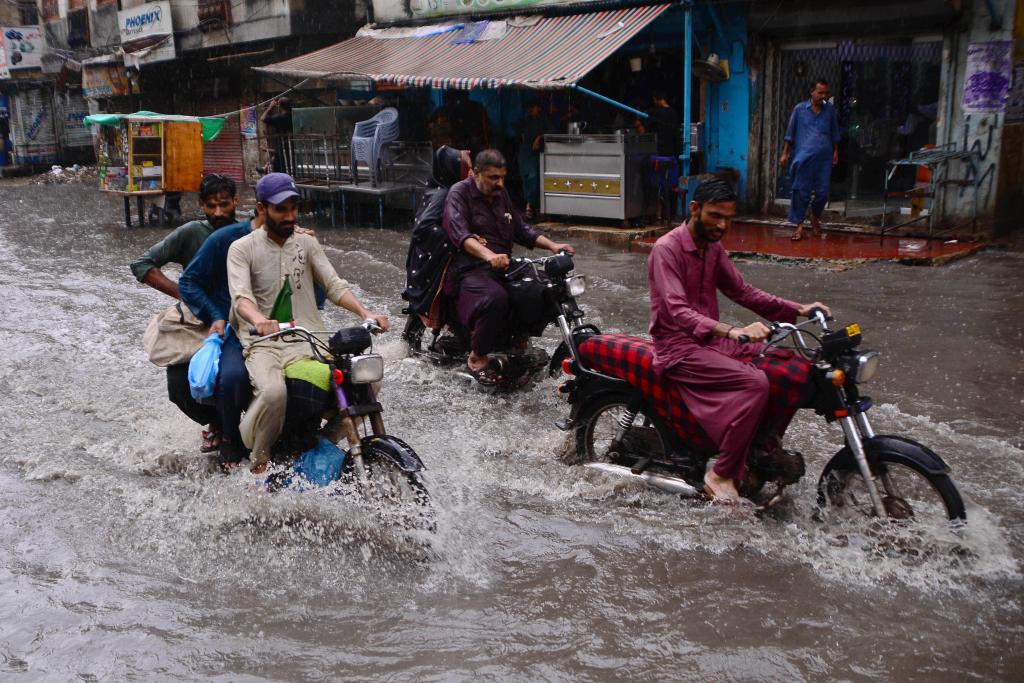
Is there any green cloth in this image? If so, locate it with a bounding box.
[270,275,293,323]
[284,359,332,391]
[130,219,214,283]
[83,111,226,142]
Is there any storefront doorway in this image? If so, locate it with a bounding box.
[770,38,942,218]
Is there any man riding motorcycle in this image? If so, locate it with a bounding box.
[648,178,830,502]
[226,173,389,471]
[442,148,573,384]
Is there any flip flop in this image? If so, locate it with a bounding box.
[703,483,741,506]
[467,364,502,386]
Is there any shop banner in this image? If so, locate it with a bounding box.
[373,0,601,23]
[0,34,9,80]
[240,106,257,138]
[119,1,175,67]
[2,26,45,71]
[10,88,58,164]
[82,57,135,98]
[962,41,1013,113]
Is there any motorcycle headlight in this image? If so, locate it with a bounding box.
[854,351,880,383]
[348,354,384,384]
[566,274,587,297]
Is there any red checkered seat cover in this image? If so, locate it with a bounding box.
[576,334,815,455]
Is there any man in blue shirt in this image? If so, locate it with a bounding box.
[780,79,841,241]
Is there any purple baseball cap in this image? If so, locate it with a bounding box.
[256,172,300,205]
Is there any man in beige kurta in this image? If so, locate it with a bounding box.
[227,173,389,468]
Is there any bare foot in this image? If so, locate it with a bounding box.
[468,351,489,371]
[790,226,805,241]
[703,469,740,502]
[250,461,268,475]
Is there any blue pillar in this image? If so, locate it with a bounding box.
[681,2,692,177]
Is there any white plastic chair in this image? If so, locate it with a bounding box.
[350,107,400,185]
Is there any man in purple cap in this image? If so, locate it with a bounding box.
[227,173,389,470]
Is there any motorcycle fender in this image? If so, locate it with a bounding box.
[360,435,426,473]
[549,341,571,377]
[826,435,950,476]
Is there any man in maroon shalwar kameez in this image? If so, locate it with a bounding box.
[648,179,830,501]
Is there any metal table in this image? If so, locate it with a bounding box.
[880,144,981,241]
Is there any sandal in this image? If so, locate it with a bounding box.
[200,428,221,453]
[467,363,502,386]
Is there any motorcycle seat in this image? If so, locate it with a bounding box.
[576,334,717,453]
[576,334,816,456]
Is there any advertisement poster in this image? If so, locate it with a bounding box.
[961,41,1013,113]
[118,1,175,67]
[82,56,135,98]
[240,106,258,138]
[0,34,9,80]
[10,88,58,164]
[2,26,45,71]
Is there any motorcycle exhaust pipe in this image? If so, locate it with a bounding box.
[584,462,701,497]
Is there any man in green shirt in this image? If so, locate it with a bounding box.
[130,174,240,450]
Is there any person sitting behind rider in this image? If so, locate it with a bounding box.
[442,148,573,383]
[129,173,240,450]
[647,177,830,502]
[227,173,389,471]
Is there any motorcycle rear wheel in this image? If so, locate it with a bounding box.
[574,393,671,466]
[818,454,965,524]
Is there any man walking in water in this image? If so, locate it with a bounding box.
[647,178,830,501]
[780,79,840,241]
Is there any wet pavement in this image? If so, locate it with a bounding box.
[1,181,1022,680]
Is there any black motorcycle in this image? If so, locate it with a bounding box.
[246,320,431,516]
[554,311,966,523]
[402,252,589,389]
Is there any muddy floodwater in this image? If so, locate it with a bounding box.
[1,182,1022,681]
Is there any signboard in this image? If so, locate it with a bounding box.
[82,57,135,98]
[2,26,45,71]
[118,1,175,67]
[962,41,1013,113]
[0,34,9,80]
[372,0,597,23]
[240,106,257,138]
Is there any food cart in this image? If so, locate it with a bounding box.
[83,111,225,226]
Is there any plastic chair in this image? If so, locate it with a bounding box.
[351,107,400,185]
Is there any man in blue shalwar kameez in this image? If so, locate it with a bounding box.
[780,79,840,240]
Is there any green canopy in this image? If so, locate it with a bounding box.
[82,110,226,142]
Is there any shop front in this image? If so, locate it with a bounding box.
[254,0,750,224]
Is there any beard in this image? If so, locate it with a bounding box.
[265,213,295,239]
[693,215,725,243]
[209,213,236,229]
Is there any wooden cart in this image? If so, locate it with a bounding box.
[88,114,207,227]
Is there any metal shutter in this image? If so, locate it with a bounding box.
[198,101,244,182]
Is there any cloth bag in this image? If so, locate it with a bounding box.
[142,301,209,367]
[188,330,225,401]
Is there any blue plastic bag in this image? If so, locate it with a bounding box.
[188,329,225,401]
[288,438,347,487]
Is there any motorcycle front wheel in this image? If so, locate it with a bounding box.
[574,393,671,466]
[818,453,965,523]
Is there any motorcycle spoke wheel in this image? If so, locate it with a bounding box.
[578,401,668,465]
[821,461,960,526]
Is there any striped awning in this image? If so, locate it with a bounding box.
[255,5,670,90]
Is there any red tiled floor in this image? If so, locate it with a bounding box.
[631,221,983,264]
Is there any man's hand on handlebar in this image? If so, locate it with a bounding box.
[487,253,510,270]
[730,322,772,343]
[252,319,281,337]
[550,242,575,255]
[797,302,832,319]
[365,313,390,333]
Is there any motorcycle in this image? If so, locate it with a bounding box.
[402,251,589,390]
[245,320,431,517]
[553,310,967,523]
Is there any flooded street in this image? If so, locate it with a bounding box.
[1,181,1022,680]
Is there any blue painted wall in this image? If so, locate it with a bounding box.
[703,7,749,198]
